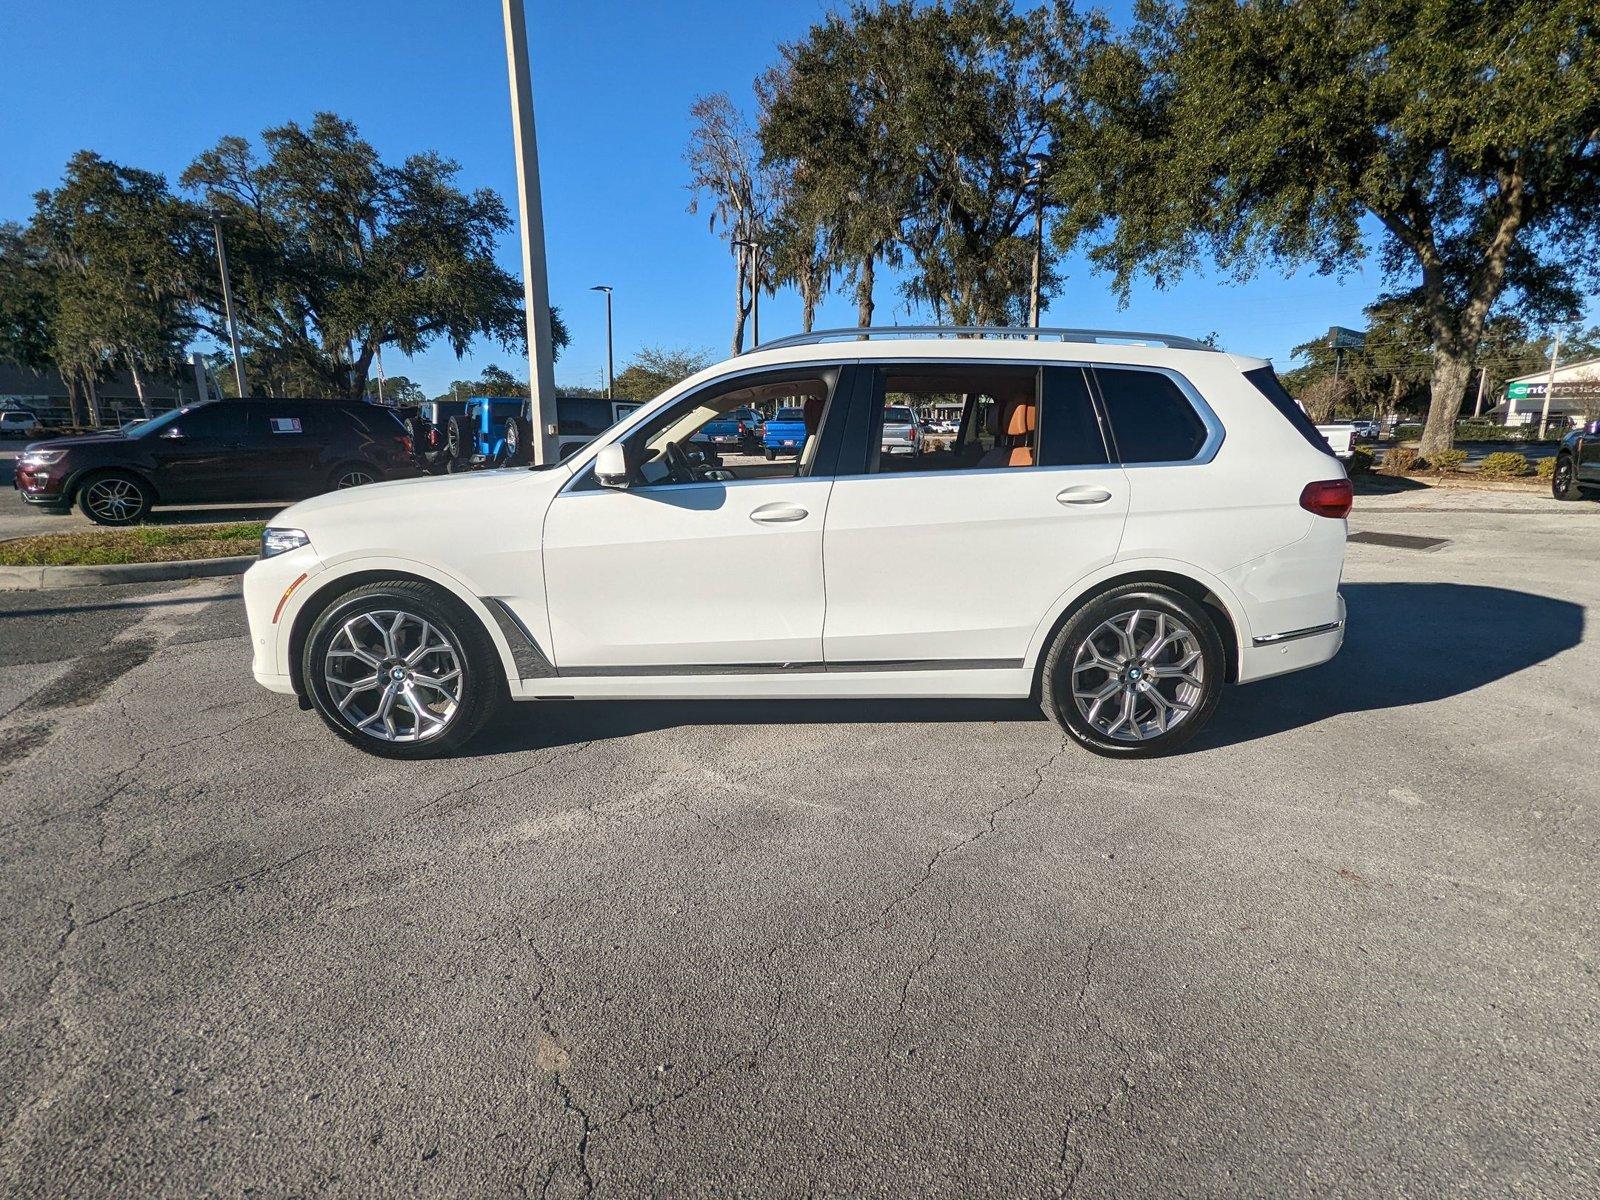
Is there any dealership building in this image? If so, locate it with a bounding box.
[1484,356,1600,428]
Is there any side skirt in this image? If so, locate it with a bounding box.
[508,666,1033,702]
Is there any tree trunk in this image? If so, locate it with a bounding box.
[127,357,152,418]
[1418,348,1474,458]
[856,252,875,328]
[85,374,102,428]
[63,372,87,428]
[731,248,749,356]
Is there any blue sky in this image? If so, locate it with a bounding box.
[1,0,1395,394]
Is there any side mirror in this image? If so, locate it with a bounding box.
[594,442,631,488]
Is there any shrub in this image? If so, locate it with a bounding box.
[1429,448,1469,473]
[1535,457,1557,479]
[1453,423,1512,443]
[1346,448,1375,475]
[1381,446,1421,474]
[1478,451,1531,479]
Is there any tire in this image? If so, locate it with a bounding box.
[77,470,152,525]
[1552,453,1582,501]
[502,416,532,466]
[302,580,505,759]
[763,447,776,461]
[1040,584,1225,758]
[330,463,379,491]
[445,415,470,464]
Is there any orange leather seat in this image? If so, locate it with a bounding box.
[976,398,1035,468]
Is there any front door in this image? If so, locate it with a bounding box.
[822,363,1131,666]
[146,402,250,503]
[541,365,845,672]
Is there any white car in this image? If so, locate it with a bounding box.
[0,410,40,439]
[244,326,1350,760]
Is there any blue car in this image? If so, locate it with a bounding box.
[761,406,809,460]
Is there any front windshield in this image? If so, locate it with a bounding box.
[126,406,196,437]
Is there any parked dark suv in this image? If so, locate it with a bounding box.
[13,399,416,525]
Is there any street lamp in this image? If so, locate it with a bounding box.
[1025,152,1050,331]
[732,238,763,348]
[208,209,247,397]
[590,285,614,398]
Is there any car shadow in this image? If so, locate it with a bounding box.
[465,582,1583,759]
[1186,581,1584,751]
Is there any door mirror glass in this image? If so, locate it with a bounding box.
[594,442,630,488]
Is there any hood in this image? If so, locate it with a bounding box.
[271,464,573,537]
[22,432,132,452]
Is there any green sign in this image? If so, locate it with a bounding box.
[1508,383,1533,398]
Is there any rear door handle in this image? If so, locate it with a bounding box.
[749,503,809,524]
[1056,486,1113,506]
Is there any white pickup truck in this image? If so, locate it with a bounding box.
[1315,421,1357,459]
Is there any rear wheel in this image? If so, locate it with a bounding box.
[1552,453,1582,501]
[763,447,775,461]
[78,471,152,525]
[302,580,504,759]
[502,416,533,466]
[330,464,378,490]
[1040,585,1225,758]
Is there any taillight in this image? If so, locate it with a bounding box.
[401,434,413,454]
[1300,478,1353,519]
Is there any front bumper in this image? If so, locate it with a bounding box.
[13,462,67,504]
[243,545,323,695]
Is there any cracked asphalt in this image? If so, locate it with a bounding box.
[1,489,1597,1198]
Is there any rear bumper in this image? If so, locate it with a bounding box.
[1237,593,1345,683]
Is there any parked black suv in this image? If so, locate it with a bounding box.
[13,399,417,525]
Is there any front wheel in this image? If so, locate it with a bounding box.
[78,471,152,525]
[1040,585,1225,758]
[302,580,504,758]
[1552,454,1582,501]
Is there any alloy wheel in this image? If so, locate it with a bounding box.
[83,478,142,522]
[1070,608,1205,742]
[337,469,376,489]
[323,610,462,742]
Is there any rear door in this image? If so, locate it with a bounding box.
[822,362,1130,666]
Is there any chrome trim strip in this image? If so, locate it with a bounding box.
[753,326,1218,353]
[1252,620,1343,647]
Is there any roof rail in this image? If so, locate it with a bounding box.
[748,325,1218,354]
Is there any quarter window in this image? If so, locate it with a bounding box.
[1095,368,1208,464]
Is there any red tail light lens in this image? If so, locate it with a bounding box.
[401,435,413,454]
[1300,478,1353,519]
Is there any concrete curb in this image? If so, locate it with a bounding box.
[0,554,255,591]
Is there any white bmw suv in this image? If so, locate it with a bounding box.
[243,327,1350,759]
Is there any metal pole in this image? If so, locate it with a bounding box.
[591,285,614,397]
[1029,162,1045,329]
[502,0,560,465]
[1538,332,1560,439]
[1472,365,1487,418]
[210,212,246,398]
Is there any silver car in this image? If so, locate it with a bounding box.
[880,405,922,457]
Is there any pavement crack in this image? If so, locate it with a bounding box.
[82,845,321,929]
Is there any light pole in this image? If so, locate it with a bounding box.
[590,285,614,397]
[1538,332,1561,439]
[733,238,762,347]
[1026,152,1050,330]
[209,210,247,398]
[501,0,560,464]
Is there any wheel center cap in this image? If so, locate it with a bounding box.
[1127,666,1143,681]
[389,666,408,682]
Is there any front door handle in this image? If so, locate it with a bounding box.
[749,503,809,524]
[1056,486,1113,506]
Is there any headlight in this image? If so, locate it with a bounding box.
[21,449,66,465]
[261,527,311,558]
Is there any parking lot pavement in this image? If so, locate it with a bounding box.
[1,496,1597,1198]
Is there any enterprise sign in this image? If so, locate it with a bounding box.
[1506,379,1600,401]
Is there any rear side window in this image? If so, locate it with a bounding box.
[1095,368,1208,463]
[1243,365,1337,457]
[1038,367,1109,467]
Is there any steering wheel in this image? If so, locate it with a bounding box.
[661,439,697,484]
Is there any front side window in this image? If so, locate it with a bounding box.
[1095,368,1209,464]
[621,369,838,488]
[168,403,247,440]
